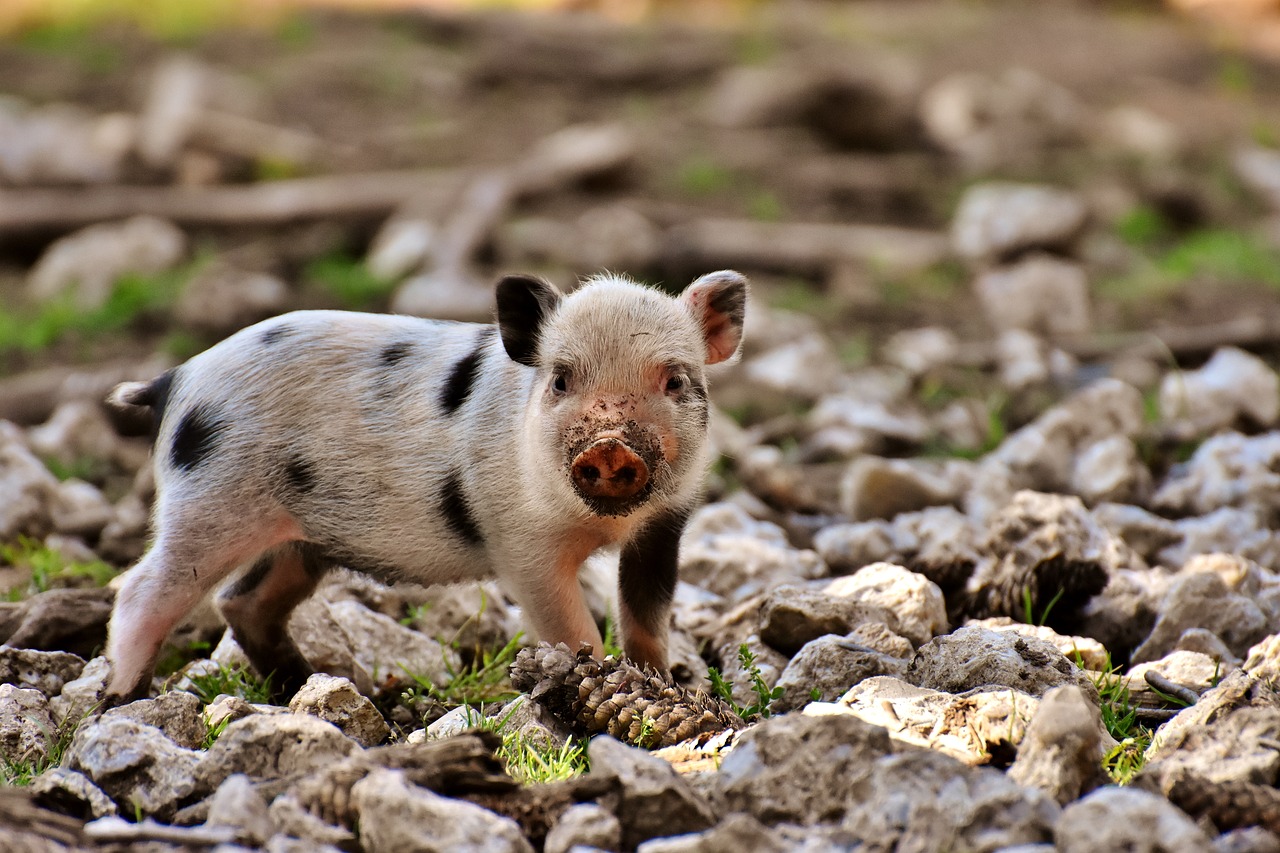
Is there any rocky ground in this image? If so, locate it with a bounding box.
[6,1,1280,850]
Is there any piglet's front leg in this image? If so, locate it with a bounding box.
[506,539,605,658]
[617,507,689,671]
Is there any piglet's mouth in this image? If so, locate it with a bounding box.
[568,436,657,517]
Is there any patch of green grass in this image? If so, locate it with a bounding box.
[767,278,835,316]
[1,536,116,601]
[305,252,397,309]
[201,714,231,750]
[1218,53,1254,96]
[181,663,273,705]
[675,157,737,197]
[254,155,303,182]
[0,260,199,359]
[16,22,123,74]
[748,190,785,222]
[40,455,111,483]
[1114,205,1170,247]
[403,634,523,709]
[154,639,212,679]
[1021,586,1065,627]
[707,644,783,721]
[275,15,315,50]
[1101,228,1280,302]
[462,702,590,784]
[601,616,622,659]
[1090,656,1152,785]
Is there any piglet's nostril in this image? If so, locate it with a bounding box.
[579,465,600,482]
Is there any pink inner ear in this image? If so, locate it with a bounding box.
[702,314,739,364]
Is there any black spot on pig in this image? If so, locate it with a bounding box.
[440,472,483,545]
[496,274,562,367]
[261,325,294,346]
[170,404,229,471]
[380,342,414,368]
[284,456,316,493]
[221,553,275,600]
[440,328,494,414]
[619,505,690,632]
[708,283,746,328]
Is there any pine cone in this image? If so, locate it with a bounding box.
[1168,774,1280,835]
[510,643,744,748]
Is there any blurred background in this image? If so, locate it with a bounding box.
[5,0,1280,465]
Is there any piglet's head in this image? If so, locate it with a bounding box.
[496,270,747,517]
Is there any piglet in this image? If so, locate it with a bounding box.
[103,270,748,704]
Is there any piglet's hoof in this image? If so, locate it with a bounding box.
[571,439,649,500]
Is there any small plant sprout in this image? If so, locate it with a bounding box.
[181,663,273,705]
[462,701,590,784]
[403,633,523,709]
[707,643,785,721]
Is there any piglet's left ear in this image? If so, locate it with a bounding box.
[680,270,748,365]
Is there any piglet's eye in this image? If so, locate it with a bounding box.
[552,371,569,394]
[665,375,685,393]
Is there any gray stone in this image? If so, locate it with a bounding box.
[1215,827,1280,853]
[0,684,55,765]
[27,400,136,471]
[103,690,206,750]
[636,813,786,853]
[351,767,534,853]
[1008,685,1110,804]
[1160,507,1280,572]
[174,264,289,335]
[66,716,201,819]
[406,581,521,655]
[289,673,390,747]
[1154,432,1280,517]
[952,182,1088,262]
[0,421,60,540]
[743,334,844,402]
[882,327,959,377]
[773,633,907,713]
[194,713,359,796]
[840,750,1059,850]
[205,773,276,847]
[679,503,825,602]
[392,268,495,322]
[0,645,86,697]
[49,478,114,537]
[545,803,622,853]
[758,584,898,657]
[974,254,1091,336]
[711,713,893,825]
[30,767,118,819]
[1071,435,1150,505]
[824,562,947,648]
[49,655,109,727]
[838,456,968,522]
[268,791,356,849]
[1132,571,1271,663]
[1092,502,1182,564]
[367,217,437,281]
[0,100,134,186]
[1055,786,1211,853]
[27,215,187,309]
[1234,145,1280,212]
[906,626,1098,700]
[1160,347,1280,435]
[588,735,715,849]
[967,618,1109,672]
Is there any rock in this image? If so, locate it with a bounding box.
[964,491,1122,623]
[515,122,636,194]
[0,100,135,185]
[137,55,208,168]
[974,254,1091,337]
[636,813,786,853]
[806,393,934,459]
[1092,503,1182,564]
[1161,508,1280,573]
[679,503,825,602]
[772,633,907,713]
[824,563,947,648]
[906,626,1099,700]
[27,400,134,470]
[103,690,206,750]
[952,182,1088,263]
[545,803,622,853]
[993,329,1076,390]
[3,588,114,661]
[1055,786,1212,852]
[66,716,201,820]
[1076,568,1163,657]
[838,456,968,521]
[968,618,1109,671]
[845,621,915,659]
[1131,571,1271,663]
[289,673,390,747]
[1071,435,1150,505]
[1127,650,1231,707]
[1159,347,1280,435]
[352,767,534,853]
[743,334,844,402]
[711,712,893,825]
[205,773,276,848]
[406,581,521,654]
[735,445,842,513]
[1153,432,1280,517]
[881,326,959,377]
[27,216,187,309]
[1215,827,1280,853]
[1234,145,1280,213]
[712,634,787,711]
[29,767,118,820]
[758,584,897,657]
[50,479,114,538]
[49,655,109,727]
[269,790,358,849]
[0,421,61,540]
[193,713,359,796]
[0,684,55,766]
[1174,628,1242,667]
[704,63,814,129]
[174,264,290,335]
[366,218,438,281]
[590,737,717,846]
[391,267,496,321]
[819,675,1039,766]
[839,749,1059,850]
[0,645,86,697]
[1007,685,1110,804]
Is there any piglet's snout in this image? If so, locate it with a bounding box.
[570,438,650,500]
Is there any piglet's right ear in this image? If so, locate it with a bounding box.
[681,270,748,365]
[495,274,562,367]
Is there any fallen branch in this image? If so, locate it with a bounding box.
[0,169,471,236]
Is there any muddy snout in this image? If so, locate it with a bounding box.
[570,438,650,501]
